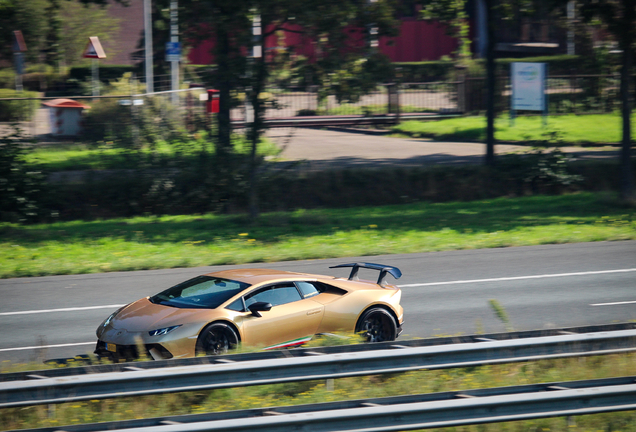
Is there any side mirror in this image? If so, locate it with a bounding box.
[248,301,272,317]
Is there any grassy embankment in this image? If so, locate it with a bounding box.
[1,193,634,279]
[392,113,636,145]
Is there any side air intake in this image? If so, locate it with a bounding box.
[329,263,402,287]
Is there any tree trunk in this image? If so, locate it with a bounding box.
[485,0,496,166]
[248,21,269,221]
[248,57,266,220]
[619,0,634,201]
[216,26,233,160]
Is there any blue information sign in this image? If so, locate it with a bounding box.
[166,42,181,62]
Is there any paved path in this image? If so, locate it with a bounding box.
[266,127,621,170]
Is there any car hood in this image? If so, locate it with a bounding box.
[110,297,213,332]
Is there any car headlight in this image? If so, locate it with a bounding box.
[102,309,121,328]
[148,325,181,336]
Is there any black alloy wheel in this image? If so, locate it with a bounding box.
[356,308,397,343]
[196,323,239,356]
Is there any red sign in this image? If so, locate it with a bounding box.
[206,89,219,114]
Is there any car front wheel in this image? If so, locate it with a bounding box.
[356,308,397,342]
[195,322,239,356]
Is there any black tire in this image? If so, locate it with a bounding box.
[195,322,239,356]
[355,307,397,343]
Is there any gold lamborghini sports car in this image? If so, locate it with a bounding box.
[95,263,403,361]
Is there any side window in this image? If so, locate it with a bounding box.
[244,283,302,308]
[225,297,245,312]
[296,281,320,298]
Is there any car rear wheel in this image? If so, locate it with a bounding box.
[196,323,239,356]
[356,308,397,342]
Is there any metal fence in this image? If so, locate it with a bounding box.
[462,73,621,114]
[0,73,623,143]
[0,88,209,144]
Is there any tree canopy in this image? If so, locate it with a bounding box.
[0,0,120,68]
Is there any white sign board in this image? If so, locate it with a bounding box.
[511,62,546,111]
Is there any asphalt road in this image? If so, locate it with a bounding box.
[1,240,635,365]
[266,128,622,170]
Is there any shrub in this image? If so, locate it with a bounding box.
[69,65,134,84]
[393,60,456,82]
[0,126,48,222]
[0,89,40,121]
[393,55,593,84]
[0,68,16,89]
[496,55,582,75]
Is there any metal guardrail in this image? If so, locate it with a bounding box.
[7,322,634,383]
[12,376,636,432]
[2,324,636,408]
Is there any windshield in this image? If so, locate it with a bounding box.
[149,276,250,309]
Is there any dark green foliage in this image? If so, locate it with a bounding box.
[495,148,584,195]
[0,126,48,222]
[42,154,636,221]
[496,55,587,75]
[392,61,456,82]
[49,153,249,220]
[68,65,135,84]
[0,90,39,121]
[393,55,589,85]
[81,95,185,150]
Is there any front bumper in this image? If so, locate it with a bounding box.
[95,340,174,362]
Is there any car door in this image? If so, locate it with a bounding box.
[240,282,324,349]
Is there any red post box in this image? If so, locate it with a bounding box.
[206,89,220,113]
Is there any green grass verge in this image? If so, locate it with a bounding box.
[3,351,636,430]
[392,113,636,145]
[1,193,634,279]
[25,136,281,172]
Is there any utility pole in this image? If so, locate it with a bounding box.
[170,0,179,103]
[144,0,154,93]
[567,0,575,55]
[248,10,262,220]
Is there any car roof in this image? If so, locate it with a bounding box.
[203,268,333,285]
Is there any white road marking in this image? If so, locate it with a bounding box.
[1,268,634,354]
[398,268,636,288]
[591,300,636,307]
[0,341,95,353]
[0,304,125,317]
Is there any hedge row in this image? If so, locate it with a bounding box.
[68,65,136,83]
[0,89,40,121]
[42,158,632,221]
[0,65,135,92]
[394,55,593,82]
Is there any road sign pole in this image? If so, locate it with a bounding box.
[92,58,99,96]
[12,31,26,92]
[144,0,154,93]
[82,37,105,96]
[14,52,23,92]
[170,0,179,104]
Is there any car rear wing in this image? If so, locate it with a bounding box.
[330,263,402,287]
